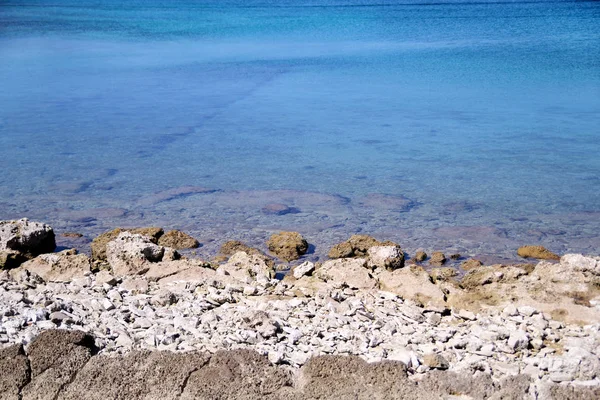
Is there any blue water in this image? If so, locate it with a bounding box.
[1,0,599,261]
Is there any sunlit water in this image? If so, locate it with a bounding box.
[1,0,599,262]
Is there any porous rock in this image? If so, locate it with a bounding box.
[377,265,446,308]
[217,251,275,283]
[267,231,308,262]
[157,230,199,250]
[461,258,483,270]
[14,249,91,283]
[0,344,30,400]
[328,235,397,259]
[106,232,165,277]
[429,252,447,266]
[315,258,376,290]
[367,245,404,270]
[414,250,427,262]
[517,245,560,260]
[0,218,55,266]
[91,227,164,261]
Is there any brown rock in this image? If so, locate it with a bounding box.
[91,227,164,260]
[328,235,398,259]
[0,344,29,400]
[450,253,461,260]
[106,232,165,277]
[461,258,483,270]
[0,251,27,270]
[422,354,449,370]
[267,231,308,262]
[13,249,91,283]
[430,252,447,266]
[157,230,199,249]
[61,232,83,238]
[217,252,276,284]
[429,267,457,283]
[517,245,560,260]
[414,250,427,262]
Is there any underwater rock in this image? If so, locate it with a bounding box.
[157,230,199,250]
[261,203,300,216]
[137,186,218,206]
[267,232,309,262]
[517,245,560,260]
[357,193,416,212]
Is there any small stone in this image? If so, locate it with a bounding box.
[507,330,529,352]
[422,353,449,370]
[414,251,427,262]
[430,252,447,266]
[49,311,71,323]
[503,304,518,316]
[157,230,199,250]
[461,259,483,270]
[458,309,476,320]
[517,305,537,317]
[293,261,315,279]
[101,298,115,311]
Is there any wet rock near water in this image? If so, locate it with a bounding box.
[91,227,164,261]
[267,232,309,262]
[518,245,561,261]
[328,235,398,259]
[157,230,200,250]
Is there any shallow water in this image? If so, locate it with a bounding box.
[1,0,599,261]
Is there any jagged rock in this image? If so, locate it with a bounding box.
[0,219,55,268]
[560,254,600,275]
[414,250,427,262]
[328,235,397,259]
[12,249,91,283]
[91,227,164,261]
[292,261,315,279]
[216,251,275,283]
[106,232,166,277]
[157,230,199,250]
[461,258,483,270]
[367,245,404,270]
[422,353,450,370]
[315,258,376,290]
[429,252,447,266]
[267,231,308,262]
[377,265,446,308]
[429,267,457,283]
[517,245,560,260]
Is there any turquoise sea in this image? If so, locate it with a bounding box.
[1,0,599,262]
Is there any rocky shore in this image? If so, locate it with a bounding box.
[1,218,599,399]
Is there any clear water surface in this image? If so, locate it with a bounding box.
[1,0,599,262]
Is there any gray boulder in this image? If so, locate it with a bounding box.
[0,219,55,269]
[106,232,166,277]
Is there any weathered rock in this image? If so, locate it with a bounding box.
[91,227,164,261]
[429,267,457,283]
[0,344,29,400]
[315,258,376,290]
[560,254,600,275]
[461,258,483,270]
[377,265,446,308]
[414,250,427,262]
[22,330,96,400]
[267,232,308,262]
[328,235,398,259]
[292,261,315,279]
[13,249,91,283]
[217,251,275,283]
[106,232,165,277]
[429,252,447,266]
[517,245,560,260]
[367,246,404,270]
[357,193,416,212]
[0,219,55,264]
[0,251,27,270]
[157,230,199,250]
[422,353,449,370]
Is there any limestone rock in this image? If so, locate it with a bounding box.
[292,261,315,279]
[0,218,55,265]
[91,227,163,261]
[429,267,457,283]
[0,251,27,270]
[13,249,91,283]
[328,235,397,259]
[217,251,275,283]
[517,245,560,260]
[560,254,600,275]
[315,258,376,290]
[377,265,446,308]
[106,232,165,277]
[267,231,308,262]
[422,353,450,370]
[430,252,447,266]
[367,245,404,270]
[157,230,199,250]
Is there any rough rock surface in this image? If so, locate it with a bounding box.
[267,231,308,262]
[217,251,275,283]
[157,230,199,250]
[315,258,376,290]
[414,250,427,262]
[461,258,483,270]
[91,227,164,261]
[328,235,397,259]
[106,232,166,277]
[13,249,91,283]
[0,219,55,268]
[429,251,447,266]
[367,245,405,270]
[518,245,560,260]
[377,265,446,308]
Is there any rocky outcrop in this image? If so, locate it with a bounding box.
[429,252,447,266]
[0,219,56,269]
[328,235,397,259]
[91,227,164,261]
[413,250,427,262]
[13,249,91,283]
[461,258,483,270]
[216,251,275,284]
[377,265,446,308]
[367,245,404,270]
[314,258,376,290]
[106,232,167,276]
[267,232,308,262]
[157,230,199,250]
[517,245,560,260]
